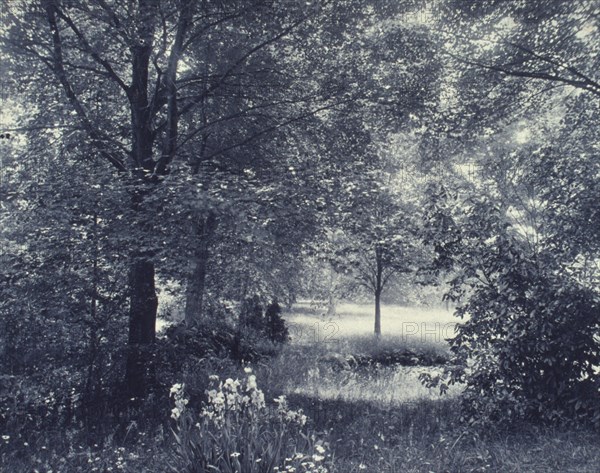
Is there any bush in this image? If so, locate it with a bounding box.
[237,296,290,353]
[265,301,290,344]
[422,191,600,430]
[170,370,331,473]
[241,295,266,333]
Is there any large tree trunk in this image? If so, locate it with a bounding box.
[185,213,217,326]
[126,259,158,397]
[124,0,159,397]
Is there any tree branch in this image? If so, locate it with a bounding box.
[198,98,351,163]
[176,14,311,119]
[505,41,600,94]
[446,45,600,98]
[53,7,131,96]
[43,0,127,172]
[153,0,195,176]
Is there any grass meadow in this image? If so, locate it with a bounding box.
[251,301,600,473]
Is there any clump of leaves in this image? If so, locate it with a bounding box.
[239,296,290,346]
[422,186,600,430]
[265,301,290,344]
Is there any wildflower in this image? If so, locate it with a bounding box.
[256,458,262,463]
[274,395,287,405]
[244,367,253,374]
[230,452,241,458]
[209,374,219,381]
[170,383,184,396]
[224,378,238,388]
[171,407,181,420]
[315,445,326,454]
[359,464,367,470]
[1,435,9,441]
[250,389,265,409]
[247,374,257,390]
[312,454,324,462]
[211,391,225,405]
[226,393,238,406]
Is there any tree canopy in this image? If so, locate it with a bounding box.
[1,0,599,437]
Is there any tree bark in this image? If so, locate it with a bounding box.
[123,0,159,398]
[374,245,383,338]
[374,289,382,338]
[185,213,217,326]
[126,259,158,397]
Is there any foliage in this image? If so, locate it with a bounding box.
[265,301,290,344]
[2,2,600,469]
[0,135,132,430]
[170,371,331,473]
[421,187,600,430]
[241,296,268,333]
[239,297,290,346]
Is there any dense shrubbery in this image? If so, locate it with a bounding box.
[240,297,290,345]
[159,312,287,372]
[449,256,600,429]
[0,274,293,467]
[422,189,600,430]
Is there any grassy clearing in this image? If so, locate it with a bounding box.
[264,301,459,405]
[285,301,457,348]
[255,301,600,473]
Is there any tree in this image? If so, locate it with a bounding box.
[422,181,600,428]
[440,0,600,99]
[401,0,600,428]
[0,122,132,424]
[419,102,600,427]
[330,142,425,337]
[2,0,347,396]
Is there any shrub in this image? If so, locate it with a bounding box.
[169,370,331,473]
[421,192,600,430]
[265,301,290,344]
[241,295,266,333]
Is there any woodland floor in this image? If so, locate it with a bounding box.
[4,302,600,473]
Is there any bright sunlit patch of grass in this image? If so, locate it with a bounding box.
[287,364,461,406]
[285,301,457,346]
[255,301,462,411]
